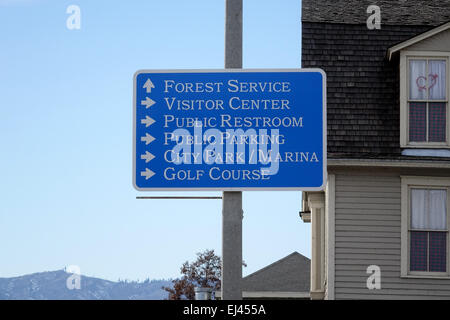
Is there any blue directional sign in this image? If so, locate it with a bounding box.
[133,69,326,191]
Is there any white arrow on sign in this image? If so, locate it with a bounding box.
[141,133,155,145]
[141,151,155,163]
[143,78,155,93]
[141,115,156,127]
[141,97,156,109]
[141,168,155,180]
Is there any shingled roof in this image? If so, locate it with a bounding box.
[241,252,310,294]
[303,0,450,26]
[302,1,450,158]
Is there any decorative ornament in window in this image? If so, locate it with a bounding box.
[408,59,447,143]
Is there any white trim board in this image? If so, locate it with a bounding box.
[325,174,335,300]
[328,159,450,169]
[214,291,310,299]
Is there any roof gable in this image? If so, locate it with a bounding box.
[387,22,450,60]
[242,252,310,292]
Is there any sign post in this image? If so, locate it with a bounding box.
[223,0,243,300]
[132,67,326,299]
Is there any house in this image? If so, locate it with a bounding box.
[216,252,310,299]
[301,0,450,299]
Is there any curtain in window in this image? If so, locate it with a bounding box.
[411,189,427,228]
[411,189,446,230]
[410,60,427,100]
[429,60,446,100]
[429,190,447,230]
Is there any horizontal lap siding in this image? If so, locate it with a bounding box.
[334,173,450,299]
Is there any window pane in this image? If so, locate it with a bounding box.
[429,60,447,100]
[428,189,447,230]
[428,103,447,142]
[410,231,428,271]
[410,60,427,100]
[411,189,427,229]
[429,232,447,272]
[409,102,427,142]
[412,189,447,230]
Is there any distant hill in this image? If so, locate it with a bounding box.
[0,270,171,300]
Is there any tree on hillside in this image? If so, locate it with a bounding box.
[163,249,221,300]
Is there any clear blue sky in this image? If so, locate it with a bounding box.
[0,0,308,282]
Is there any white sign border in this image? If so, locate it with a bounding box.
[132,68,327,192]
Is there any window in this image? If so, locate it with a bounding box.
[409,59,447,143]
[401,177,450,277]
[400,52,450,148]
[409,189,447,272]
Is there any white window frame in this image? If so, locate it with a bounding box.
[401,176,450,278]
[400,51,450,148]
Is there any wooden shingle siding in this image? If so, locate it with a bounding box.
[302,21,432,157]
[334,173,450,299]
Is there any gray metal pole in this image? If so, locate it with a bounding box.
[222,0,243,300]
[225,0,242,69]
[221,191,243,300]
